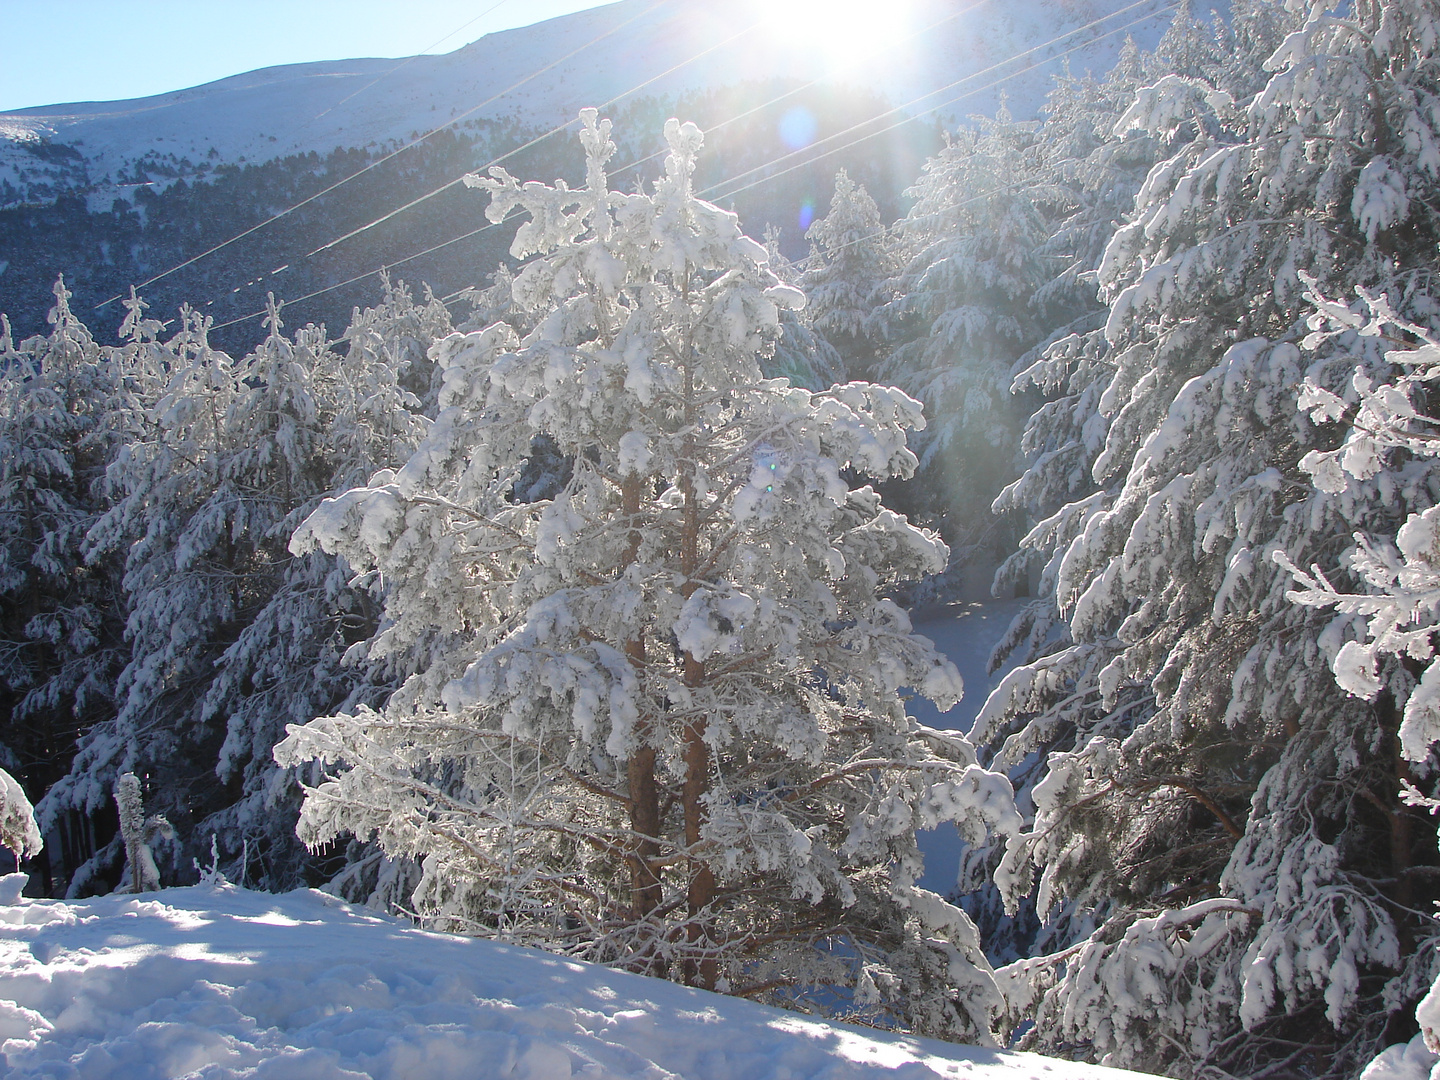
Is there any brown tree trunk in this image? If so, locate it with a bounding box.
[626,643,663,924]
[676,353,717,989]
[619,475,663,967]
[682,652,717,989]
[1376,690,1417,953]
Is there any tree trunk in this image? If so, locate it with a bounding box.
[682,651,717,989]
[619,475,662,966]
[1378,691,1417,951]
[676,354,717,989]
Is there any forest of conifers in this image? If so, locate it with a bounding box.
[2,2,1439,1076]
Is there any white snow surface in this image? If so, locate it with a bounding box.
[1360,1035,1440,1080]
[0,873,1154,1080]
[0,0,1178,206]
[909,599,1028,895]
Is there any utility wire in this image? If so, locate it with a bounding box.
[766,1,1169,262]
[606,0,994,183]
[194,0,985,310]
[213,216,520,330]
[307,1,516,126]
[210,1,1176,332]
[95,0,670,310]
[304,14,769,259]
[700,0,1167,203]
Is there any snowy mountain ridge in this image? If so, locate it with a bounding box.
[0,0,1179,210]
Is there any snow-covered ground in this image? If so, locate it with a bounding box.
[909,598,1027,896]
[909,600,1027,735]
[0,872,1155,1080]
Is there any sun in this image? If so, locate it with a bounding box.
[756,0,917,71]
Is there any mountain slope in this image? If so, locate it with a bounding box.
[0,0,1179,210]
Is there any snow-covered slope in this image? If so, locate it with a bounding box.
[908,600,1028,896]
[0,873,1155,1079]
[0,0,1178,208]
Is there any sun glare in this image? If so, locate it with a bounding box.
[758,0,916,71]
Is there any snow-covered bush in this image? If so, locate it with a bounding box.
[114,771,171,892]
[277,110,1020,1041]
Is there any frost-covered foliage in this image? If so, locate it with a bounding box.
[1282,285,1440,1078]
[276,110,1020,1042]
[0,765,42,862]
[970,0,1440,1075]
[39,285,430,896]
[803,170,894,381]
[877,101,1059,582]
[986,37,1169,647]
[343,272,458,414]
[1281,288,1440,763]
[760,228,845,392]
[0,281,135,829]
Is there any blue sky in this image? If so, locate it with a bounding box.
[0,1,609,112]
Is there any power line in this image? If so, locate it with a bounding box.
[701,0,1177,295]
[198,10,783,324]
[193,0,990,312]
[699,0,1167,204]
[211,215,520,331]
[95,0,670,311]
[211,1,1176,333]
[606,0,993,184]
[181,0,764,316]
[197,0,997,328]
[304,14,768,260]
[307,1,517,127]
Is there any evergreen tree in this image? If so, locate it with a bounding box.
[0,280,136,881]
[973,1,1440,1074]
[762,227,845,391]
[877,101,1056,589]
[277,111,1020,1040]
[803,169,894,380]
[42,291,428,895]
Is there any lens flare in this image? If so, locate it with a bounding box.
[779,106,818,150]
[798,198,816,232]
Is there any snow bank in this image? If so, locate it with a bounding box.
[0,875,1153,1079]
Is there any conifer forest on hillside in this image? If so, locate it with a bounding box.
[2,1,1440,1076]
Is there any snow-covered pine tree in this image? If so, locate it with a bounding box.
[342,271,457,415]
[972,1,1440,1074]
[0,280,137,881]
[803,169,894,381]
[985,38,1167,658]
[42,291,429,894]
[877,100,1057,590]
[1278,284,1440,1077]
[762,226,845,391]
[277,110,1021,1040]
[937,44,1173,969]
[992,7,1267,606]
